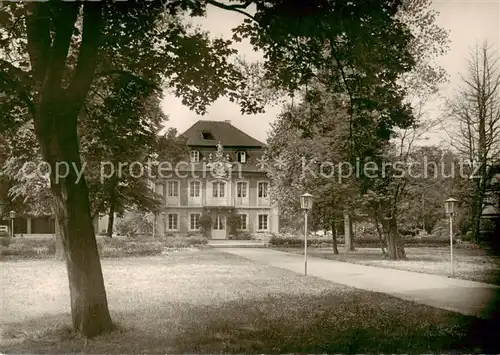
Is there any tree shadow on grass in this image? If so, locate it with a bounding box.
[2,291,499,354]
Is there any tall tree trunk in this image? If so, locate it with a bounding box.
[373,211,387,257]
[54,217,64,260]
[385,216,406,260]
[106,175,119,238]
[344,213,355,252]
[26,1,111,337]
[106,208,115,238]
[37,110,113,337]
[331,219,338,255]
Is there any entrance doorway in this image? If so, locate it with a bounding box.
[211,214,226,239]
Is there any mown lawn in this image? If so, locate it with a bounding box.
[274,246,500,285]
[1,249,499,353]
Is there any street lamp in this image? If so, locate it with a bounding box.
[444,198,458,277]
[162,211,166,237]
[300,193,313,276]
[9,210,15,238]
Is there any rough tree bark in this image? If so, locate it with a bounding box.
[344,212,355,252]
[54,217,64,260]
[373,211,387,257]
[330,219,339,255]
[384,216,406,260]
[26,2,113,337]
[106,174,119,238]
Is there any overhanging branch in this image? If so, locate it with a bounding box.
[95,70,161,91]
[206,0,255,21]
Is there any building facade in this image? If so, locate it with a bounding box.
[151,120,279,239]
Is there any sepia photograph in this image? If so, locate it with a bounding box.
[1,0,499,353]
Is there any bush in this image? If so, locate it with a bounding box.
[97,237,163,257]
[157,235,208,248]
[1,234,208,260]
[0,237,56,260]
[233,231,253,240]
[114,213,153,238]
[199,212,212,237]
[430,218,450,240]
[97,235,208,257]
[0,235,11,247]
[269,234,458,248]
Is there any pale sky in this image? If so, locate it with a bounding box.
[161,0,500,144]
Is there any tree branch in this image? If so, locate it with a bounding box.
[0,59,34,87]
[24,2,52,85]
[66,2,103,111]
[95,70,161,91]
[0,72,36,117]
[205,0,255,21]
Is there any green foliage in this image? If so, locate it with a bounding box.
[0,235,208,260]
[234,231,253,240]
[226,210,241,235]
[199,212,212,230]
[269,235,457,248]
[0,237,56,260]
[430,218,451,240]
[0,235,11,247]
[114,214,153,238]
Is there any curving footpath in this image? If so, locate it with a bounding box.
[217,247,500,319]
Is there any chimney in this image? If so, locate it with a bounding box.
[224,120,231,124]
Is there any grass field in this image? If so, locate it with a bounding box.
[1,249,499,353]
[274,247,500,285]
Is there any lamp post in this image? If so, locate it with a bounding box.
[300,193,313,276]
[444,198,458,277]
[9,210,15,238]
[162,211,166,237]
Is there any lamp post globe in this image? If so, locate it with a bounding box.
[300,193,313,211]
[445,197,458,217]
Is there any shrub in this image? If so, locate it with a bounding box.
[97,237,163,257]
[226,211,240,236]
[157,235,208,248]
[234,231,253,240]
[1,234,208,260]
[114,213,153,238]
[0,237,56,260]
[0,235,11,247]
[199,212,212,237]
[269,234,458,248]
[430,218,450,240]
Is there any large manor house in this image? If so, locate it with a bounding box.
[1,120,279,238]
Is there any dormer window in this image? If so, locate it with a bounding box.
[190,150,200,162]
[202,130,214,140]
[237,151,246,163]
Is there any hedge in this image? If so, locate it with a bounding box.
[1,235,208,260]
[269,235,460,248]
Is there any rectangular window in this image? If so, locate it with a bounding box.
[236,181,247,198]
[190,213,201,230]
[258,214,268,230]
[167,181,179,197]
[190,150,199,162]
[212,181,225,198]
[167,214,178,230]
[237,151,246,163]
[190,181,201,197]
[238,214,247,230]
[258,182,268,198]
